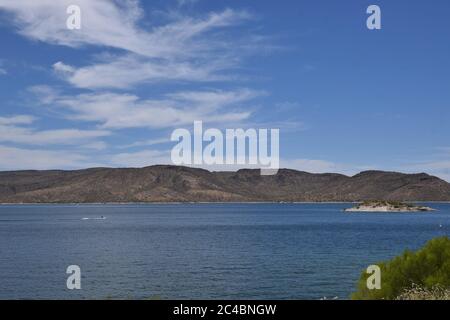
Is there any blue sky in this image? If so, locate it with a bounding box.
[0,0,449,180]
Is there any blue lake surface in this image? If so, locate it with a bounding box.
[0,203,449,299]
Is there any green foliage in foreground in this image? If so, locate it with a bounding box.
[352,236,450,300]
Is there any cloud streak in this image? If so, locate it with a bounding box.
[52,54,235,89]
[0,0,302,176]
[0,115,110,146]
[32,86,260,129]
[0,1,254,89]
[0,145,94,170]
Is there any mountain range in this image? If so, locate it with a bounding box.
[0,166,449,203]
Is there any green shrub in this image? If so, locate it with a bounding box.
[352,236,450,300]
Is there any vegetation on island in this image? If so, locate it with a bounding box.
[345,200,435,212]
[352,237,450,300]
[361,200,413,208]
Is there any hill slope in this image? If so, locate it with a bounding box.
[0,166,449,203]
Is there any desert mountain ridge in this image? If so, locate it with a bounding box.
[0,165,449,203]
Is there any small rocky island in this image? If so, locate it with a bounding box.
[344,200,435,212]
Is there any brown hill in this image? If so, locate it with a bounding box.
[0,166,449,203]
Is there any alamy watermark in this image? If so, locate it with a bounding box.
[366,264,381,290]
[367,5,381,30]
[66,4,380,31]
[66,265,81,290]
[66,5,81,30]
[170,121,279,175]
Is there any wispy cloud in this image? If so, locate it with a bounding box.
[52,54,235,89]
[0,115,35,125]
[0,115,110,146]
[0,0,282,172]
[0,2,250,57]
[110,149,170,168]
[280,158,375,176]
[0,145,95,170]
[177,0,199,8]
[1,0,269,129]
[119,138,170,149]
[31,86,260,129]
[0,0,150,55]
[0,1,255,89]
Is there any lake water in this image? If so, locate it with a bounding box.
[0,203,449,300]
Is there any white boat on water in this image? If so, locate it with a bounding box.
[81,216,106,220]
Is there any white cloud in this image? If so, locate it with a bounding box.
[0,1,254,89]
[0,0,281,172]
[0,115,110,145]
[0,0,270,90]
[280,158,378,176]
[52,54,234,89]
[27,85,59,104]
[119,138,170,149]
[281,158,450,183]
[281,159,342,174]
[0,1,249,57]
[0,115,36,125]
[177,0,199,7]
[52,61,75,74]
[32,87,258,129]
[167,89,262,107]
[0,145,95,170]
[81,141,108,150]
[0,127,110,145]
[0,0,150,55]
[110,149,170,168]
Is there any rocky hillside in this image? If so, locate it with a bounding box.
[0,166,449,203]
